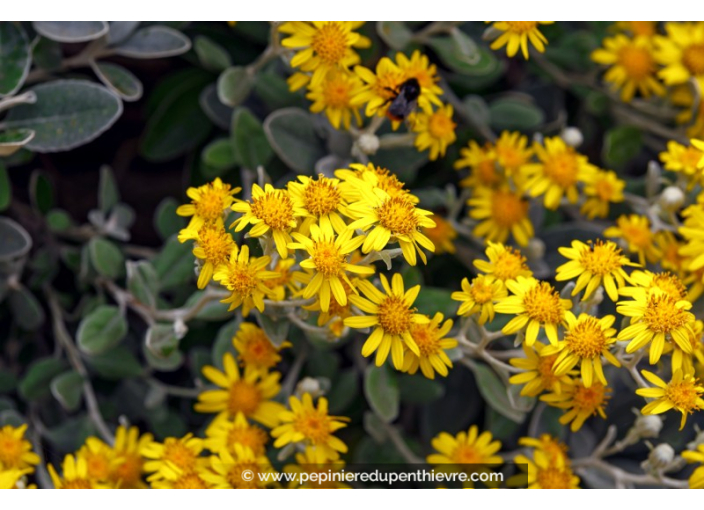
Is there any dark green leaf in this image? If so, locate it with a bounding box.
[199,84,233,130]
[8,285,45,330]
[184,290,230,321]
[263,107,326,173]
[429,37,503,77]
[195,36,231,71]
[372,145,427,183]
[0,22,31,96]
[33,21,108,43]
[212,318,240,369]
[43,415,95,452]
[92,62,143,102]
[0,370,17,394]
[88,237,124,279]
[29,170,53,214]
[19,357,67,400]
[413,286,454,316]
[50,370,84,411]
[327,369,359,414]
[472,362,525,422]
[202,138,236,171]
[398,374,445,404]
[115,26,191,59]
[143,344,184,372]
[231,107,272,170]
[145,323,180,358]
[154,198,186,240]
[217,66,254,107]
[31,37,62,71]
[152,235,194,289]
[489,97,545,131]
[0,410,26,427]
[107,21,140,45]
[364,364,399,423]
[0,163,10,211]
[85,345,143,380]
[126,260,159,309]
[603,126,643,169]
[98,165,119,213]
[77,305,128,355]
[0,217,32,260]
[45,209,72,232]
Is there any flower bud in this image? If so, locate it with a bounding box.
[658,186,685,212]
[634,414,663,439]
[648,443,675,470]
[295,377,324,399]
[560,127,583,148]
[357,133,380,155]
[525,237,545,261]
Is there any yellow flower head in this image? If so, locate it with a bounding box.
[541,379,610,432]
[288,174,348,236]
[279,21,371,89]
[467,185,534,247]
[523,136,597,210]
[659,140,704,187]
[77,437,116,484]
[302,276,360,337]
[0,424,40,471]
[0,468,33,489]
[178,217,235,289]
[452,275,507,325]
[474,242,533,283]
[427,425,502,465]
[396,50,444,106]
[495,276,574,346]
[262,257,299,302]
[290,222,375,312]
[306,68,364,130]
[655,231,686,276]
[637,369,704,430]
[233,321,290,370]
[345,273,429,369]
[613,21,658,38]
[271,393,349,461]
[604,214,661,265]
[110,425,152,489]
[592,34,664,102]
[212,244,280,316]
[196,352,286,427]
[655,22,704,85]
[581,169,625,219]
[423,214,457,255]
[455,140,503,189]
[509,342,573,397]
[48,454,107,489]
[176,177,240,226]
[336,162,418,203]
[150,470,212,489]
[231,184,305,259]
[201,444,275,489]
[495,131,534,174]
[487,21,554,59]
[620,270,688,301]
[204,412,269,457]
[141,433,206,481]
[411,104,457,161]
[670,85,704,138]
[518,434,571,466]
[555,239,637,302]
[513,445,580,488]
[541,313,621,388]
[682,444,704,489]
[284,447,350,488]
[402,312,458,379]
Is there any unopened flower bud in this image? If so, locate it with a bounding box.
[561,127,583,148]
[357,133,380,155]
[658,186,685,212]
[648,443,675,470]
[525,238,545,261]
[634,414,663,439]
[295,377,324,399]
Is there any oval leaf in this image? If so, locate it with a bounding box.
[88,237,124,279]
[50,370,84,412]
[472,362,525,423]
[115,26,191,59]
[263,107,327,173]
[91,61,143,102]
[0,216,32,260]
[231,107,272,170]
[77,305,128,355]
[364,364,399,423]
[19,357,67,401]
[0,128,36,157]
[217,66,254,107]
[107,21,140,45]
[195,36,231,72]
[0,162,10,211]
[33,21,108,43]
[0,22,31,96]
[489,97,545,131]
[8,285,45,330]
[85,345,143,380]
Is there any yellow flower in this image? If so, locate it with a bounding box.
[487,21,554,59]
[455,140,503,189]
[201,444,276,489]
[344,273,428,369]
[474,242,533,283]
[509,342,573,397]
[0,468,32,489]
[283,447,350,488]
[591,34,664,102]
[495,130,534,175]
[272,393,349,460]
[467,185,534,246]
[346,184,436,266]
[518,434,571,466]
[495,276,574,346]
[196,352,286,427]
[212,244,279,316]
[617,287,695,364]
[655,22,704,85]
[555,239,637,302]
[670,85,704,139]
[176,177,240,226]
[636,369,704,429]
[110,425,152,489]
[659,140,704,187]
[178,217,235,289]
[231,184,305,259]
[604,214,661,265]
[336,162,418,203]
[452,275,507,325]
[204,412,269,457]
[620,270,688,301]
[411,104,457,161]
[48,454,108,489]
[288,174,348,235]
[581,169,625,219]
[402,312,458,379]
[141,433,206,481]
[522,136,597,210]
[302,276,359,337]
[263,257,299,302]
[541,314,621,388]
[150,470,213,489]
[395,50,444,104]
[682,444,704,489]
[541,379,610,432]
[423,214,457,255]
[513,446,579,489]
[655,231,687,276]
[279,21,370,89]
[427,425,502,465]
[233,321,290,370]
[306,69,364,129]
[77,437,115,483]
[0,424,40,471]
[680,203,704,276]
[289,222,374,312]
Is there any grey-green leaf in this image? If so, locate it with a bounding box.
[217,66,254,107]
[115,26,191,59]
[33,22,109,43]
[0,22,31,96]
[263,107,326,173]
[126,260,159,309]
[154,197,185,240]
[364,364,399,423]
[145,323,180,358]
[0,216,32,261]
[77,305,128,355]
[92,61,143,102]
[85,345,143,380]
[50,371,84,412]
[472,363,525,422]
[4,80,123,153]
[88,237,124,279]
[107,21,140,45]
[0,163,10,211]
[0,128,36,157]
[98,165,119,213]
[19,357,67,401]
[202,138,236,172]
[8,285,45,330]
[256,313,289,348]
[153,236,194,289]
[376,21,412,50]
[195,36,231,72]
[231,107,272,170]
[489,97,545,131]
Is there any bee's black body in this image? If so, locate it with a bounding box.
[385,78,421,122]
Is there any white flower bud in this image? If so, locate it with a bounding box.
[357,133,380,155]
[560,127,583,148]
[658,186,685,212]
[295,377,324,399]
[648,443,675,470]
[634,414,663,439]
[525,237,545,261]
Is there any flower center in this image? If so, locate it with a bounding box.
[565,317,607,359]
[110,454,143,486]
[595,178,615,201]
[250,191,294,231]
[537,354,559,387]
[579,241,623,275]
[61,479,94,489]
[428,111,455,139]
[476,159,501,186]
[228,380,262,417]
[410,322,441,357]
[376,196,420,236]
[378,296,413,335]
[470,280,494,304]
[683,43,704,76]
[543,151,579,188]
[665,378,702,412]
[504,21,538,34]
[650,273,687,300]
[227,426,268,456]
[84,452,111,481]
[643,294,691,333]
[304,179,342,216]
[162,439,198,472]
[0,435,22,467]
[195,189,227,221]
[312,23,349,65]
[322,75,353,108]
[492,250,528,281]
[496,146,526,170]
[618,45,654,80]
[198,224,234,264]
[490,189,528,228]
[536,467,574,489]
[173,473,208,489]
[629,21,656,37]
[225,262,259,296]
[523,282,565,325]
[683,146,704,169]
[227,463,259,489]
[312,241,345,277]
[368,166,407,197]
[572,381,608,411]
[622,223,652,249]
[293,410,331,444]
[239,333,278,368]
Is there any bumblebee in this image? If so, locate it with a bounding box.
[385,78,421,122]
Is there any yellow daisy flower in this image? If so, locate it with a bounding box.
[141,433,206,481]
[682,444,704,489]
[495,276,574,346]
[494,130,534,175]
[518,434,571,465]
[344,273,428,369]
[452,275,507,325]
[555,239,637,302]
[655,231,686,276]
[336,162,418,203]
[176,177,240,226]
[655,22,704,85]
[48,454,107,489]
[283,447,350,488]
[178,217,235,289]
[110,425,152,489]
[77,437,115,484]
[487,21,554,59]
[467,185,534,246]
[302,277,359,337]
[427,425,502,465]
[513,447,580,489]
[271,393,349,460]
[620,270,688,301]
[455,140,503,189]
[541,314,621,388]
[604,214,661,265]
[581,169,626,219]
[150,470,212,489]
[262,257,299,302]
[509,342,574,397]
[411,103,457,161]
[670,84,704,139]
[423,214,457,255]
[201,444,276,489]
[0,424,40,471]
[659,140,704,187]
[204,412,269,457]
[195,352,286,427]
[233,321,290,370]
[401,312,458,379]
[613,21,658,38]
[636,369,704,430]
[288,174,348,235]
[591,34,665,102]
[289,222,374,312]
[212,244,280,316]
[306,68,364,130]
[396,50,444,108]
[522,136,597,210]
[0,468,32,489]
[541,379,610,432]
[473,242,533,283]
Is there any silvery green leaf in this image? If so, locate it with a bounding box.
[376,21,412,50]
[195,36,231,71]
[115,26,191,59]
[199,84,232,130]
[8,285,45,330]
[364,364,399,423]
[0,22,31,96]
[217,66,254,107]
[263,107,327,173]
[33,21,109,43]
[88,237,124,279]
[0,217,32,262]
[0,129,35,157]
[91,61,143,102]
[77,305,128,355]
[50,371,84,412]
[107,21,140,45]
